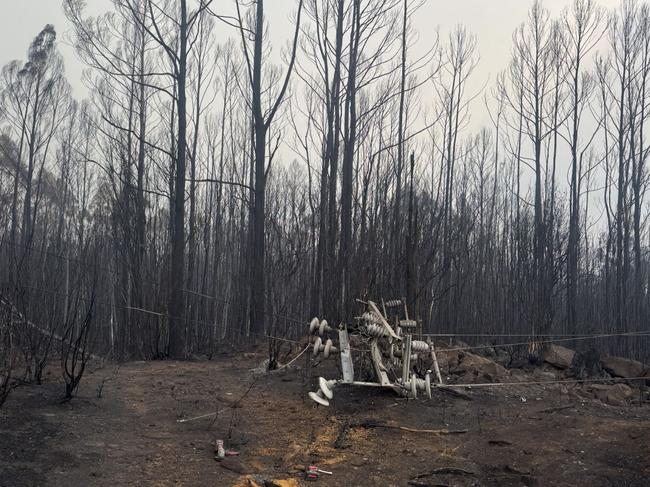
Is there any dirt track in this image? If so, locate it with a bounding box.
[1,352,649,486]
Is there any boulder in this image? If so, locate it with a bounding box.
[590,383,634,406]
[543,345,575,369]
[481,346,497,358]
[437,349,462,373]
[571,348,604,378]
[451,351,509,381]
[601,356,649,379]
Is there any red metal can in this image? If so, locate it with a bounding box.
[305,465,319,481]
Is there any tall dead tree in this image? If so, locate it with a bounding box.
[122,0,214,357]
[434,26,477,331]
[563,0,604,333]
[631,4,650,327]
[505,1,555,338]
[607,0,639,333]
[235,0,303,335]
[0,25,69,255]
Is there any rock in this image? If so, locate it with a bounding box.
[437,350,461,373]
[543,345,575,369]
[481,346,496,358]
[601,356,649,379]
[590,383,634,406]
[451,352,509,381]
[570,348,604,378]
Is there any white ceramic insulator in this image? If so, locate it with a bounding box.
[319,319,331,335]
[313,336,338,358]
[411,377,428,389]
[385,299,402,307]
[308,390,330,406]
[309,317,320,334]
[361,311,384,325]
[391,348,418,360]
[365,323,388,338]
[411,340,429,353]
[411,375,432,398]
[323,338,338,358]
[403,376,428,400]
[312,336,323,357]
[319,376,336,399]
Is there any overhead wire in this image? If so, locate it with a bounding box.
[437,376,649,389]
[434,331,650,354]
[4,250,649,359]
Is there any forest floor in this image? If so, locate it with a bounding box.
[1,348,650,487]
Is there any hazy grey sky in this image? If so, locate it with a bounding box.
[0,0,621,129]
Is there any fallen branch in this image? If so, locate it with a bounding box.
[273,344,310,372]
[413,467,476,478]
[488,439,512,446]
[357,419,467,435]
[397,426,468,435]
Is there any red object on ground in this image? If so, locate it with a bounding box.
[305,465,319,481]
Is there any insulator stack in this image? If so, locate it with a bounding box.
[318,319,332,335]
[410,340,430,353]
[361,311,385,325]
[318,376,336,399]
[308,389,330,406]
[390,348,418,361]
[364,323,389,338]
[410,377,427,389]
[399,319,417,329]
[309,317,332,335]
[305,296,444,407]
[312,336,337,358]
[308,377,339,406]
[309,317,319,334]
[404,372,432,399]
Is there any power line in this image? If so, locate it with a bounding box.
[422,332,647,338]
[182,288,308,326]
[6,281,650,354]
[6,241,646,345]
[434,331,650,354]
[437,376,649,389]
[3,282,308,344]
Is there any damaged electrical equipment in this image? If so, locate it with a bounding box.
[307,299,444,406]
